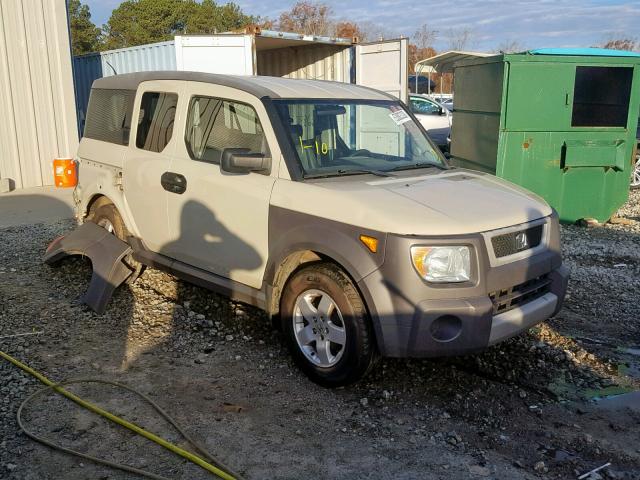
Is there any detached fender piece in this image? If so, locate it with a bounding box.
[43,222,133,314]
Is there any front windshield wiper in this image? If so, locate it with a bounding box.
[304,169,394,179]
[387,162,448,172]
[337,168,394,177]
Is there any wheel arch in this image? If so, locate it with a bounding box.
[81,191,139,238]
[265,239,381,319]
[84,194,113,219]
[267,249,323,316]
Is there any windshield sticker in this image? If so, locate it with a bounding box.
[389,109,411,126]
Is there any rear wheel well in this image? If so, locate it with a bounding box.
[85,194,113,221]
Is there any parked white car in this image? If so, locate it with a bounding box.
[431,95,454,111]
[409,94,451,151]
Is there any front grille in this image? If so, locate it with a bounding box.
[489,274,551,315]
[491,224,543,258]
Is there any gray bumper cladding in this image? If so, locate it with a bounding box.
[43,223,133,314]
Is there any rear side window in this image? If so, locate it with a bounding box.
[84,88,135,145]
[136,92,179,153]
[185,96,268,163]
[572,66,633,127]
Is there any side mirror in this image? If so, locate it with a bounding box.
[438,106,444,116]
[221,148,271,174]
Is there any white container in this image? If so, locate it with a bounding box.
[73,30,408,136]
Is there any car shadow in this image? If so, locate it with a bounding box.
[0,191,74,227]
[117,199,263,370]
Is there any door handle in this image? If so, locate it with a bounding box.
[161,171,187,194]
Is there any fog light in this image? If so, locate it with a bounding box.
[430,315,462,342]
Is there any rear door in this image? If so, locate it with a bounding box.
[355,39,408,103]
[122,81,183,251]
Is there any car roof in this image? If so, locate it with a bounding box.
[92,71,396,101]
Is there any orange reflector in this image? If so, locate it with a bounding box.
[410,246,433,277]
[53,158,77,188]
[359,235,378,253]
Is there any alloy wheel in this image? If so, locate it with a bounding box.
[293,289,347,367]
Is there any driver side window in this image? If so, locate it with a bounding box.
[185,96,269,164]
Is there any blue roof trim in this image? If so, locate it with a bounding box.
[529,48,640,57]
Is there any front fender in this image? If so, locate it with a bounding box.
[266,206,386,285]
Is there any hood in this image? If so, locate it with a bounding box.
[375,170,551,233]
[296,169,552,236]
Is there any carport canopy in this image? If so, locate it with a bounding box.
[415,50,492,74]
[413,50,492,95]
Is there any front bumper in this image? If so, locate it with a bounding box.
[357,217,569,358]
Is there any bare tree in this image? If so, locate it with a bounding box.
[413,23,437,50]
[271,2,398,43]
[601,36,637,51]
[444,27,476,51]
[356,21,395,42]
[496,39,525,53]
[277,1,333,36]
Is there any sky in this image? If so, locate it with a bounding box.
[85,0,640,52]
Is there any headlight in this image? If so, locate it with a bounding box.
[411,246,471,283]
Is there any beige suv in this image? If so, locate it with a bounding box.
[71,72,569,386]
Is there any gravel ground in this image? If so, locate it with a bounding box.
[1,190,639,480]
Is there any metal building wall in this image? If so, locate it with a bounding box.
[0,0,78,190]
[73,41,176,134]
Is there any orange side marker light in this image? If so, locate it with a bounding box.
[359,235,378,253]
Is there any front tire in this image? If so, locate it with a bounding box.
[280,263,376,387]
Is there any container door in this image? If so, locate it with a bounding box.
[355,39,408,103]
[174,35,255,75]
[503,62,575,130]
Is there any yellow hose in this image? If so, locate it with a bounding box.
[0,349,238,480]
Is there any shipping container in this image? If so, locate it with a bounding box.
[0,0,78,190]
[72,29,408,134]
[73,40,176,132]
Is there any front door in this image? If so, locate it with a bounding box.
[164,85,277,290]
[123,81,183,251]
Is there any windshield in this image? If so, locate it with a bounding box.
[273,99,446,178]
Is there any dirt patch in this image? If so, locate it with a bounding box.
[1,191,639,480]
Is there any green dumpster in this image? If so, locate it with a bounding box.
[450,48,640,223]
